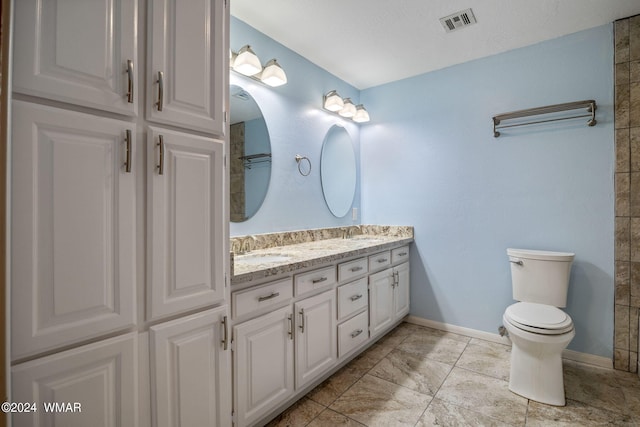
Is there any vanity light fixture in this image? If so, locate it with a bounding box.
[322,90,370,123]
[338,98,357,118]
[230,45,288,87]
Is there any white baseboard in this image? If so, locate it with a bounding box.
[405,315,613,369]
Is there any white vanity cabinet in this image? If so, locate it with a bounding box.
[234,305,295,427]
[369,246,411,338]
[13,0,139,116]
[11,101,137,360]
[147,0,226,135]
[147,127,225,321]
[150,307,231,427]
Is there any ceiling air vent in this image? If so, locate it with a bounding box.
[440,8,477,33]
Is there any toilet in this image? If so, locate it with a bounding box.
[502,248,575,406]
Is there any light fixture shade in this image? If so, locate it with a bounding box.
[261,59,287,87]
[233,45,262,76]
[323,90,344,112]
[339,98,357,118]
[352,104,370,123]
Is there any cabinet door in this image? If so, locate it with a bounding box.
[369,268,394,337]
[12,333,138,427]
[234,306,294,427]
[13,0,138,116]
[394,262,410,320]
[150,307,231,427]
[147,126,225,320]
[147,0,226,134]
[11,101,136,360]
[295,289,337,389]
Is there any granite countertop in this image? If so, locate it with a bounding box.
[231,225,413,285]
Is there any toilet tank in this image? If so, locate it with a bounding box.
[507,248,575,307]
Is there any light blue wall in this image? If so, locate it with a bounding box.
[360,25,615,357]
[230,17,362,236]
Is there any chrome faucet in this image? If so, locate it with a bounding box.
[240,236,256,254]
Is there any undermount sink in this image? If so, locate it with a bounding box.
[236,253,293,265]
[350,236,386,242]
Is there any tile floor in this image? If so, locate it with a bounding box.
[265,322,640,427]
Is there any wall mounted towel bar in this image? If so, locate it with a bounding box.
[492,100,597,137]
[240,153,271,169]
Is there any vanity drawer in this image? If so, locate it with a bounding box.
[337,278,368,321]
[392,246,410,264]
[338,310,369,358]
[338,257,368,282]
[368,251,391,272]
[295,266,336,296]
[232,278,293,319]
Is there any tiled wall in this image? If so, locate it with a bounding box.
[230,122,245,222]
[614,15,640,373]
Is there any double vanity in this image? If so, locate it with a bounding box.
[229,225,413,426]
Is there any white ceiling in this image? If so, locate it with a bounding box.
[231,0,640,90]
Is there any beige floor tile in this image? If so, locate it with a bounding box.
[396,329,469,365]
[526,398,636,426]
[417,398,513,427]
[563,360,629,415]
[307,364,367,406]
[306,409,366,427]
[348,341,397,371]
[455,338,511,381]
[265,397,325,427]
[329,374,432,427]
[435,367,527,425]
[369,347,452,395]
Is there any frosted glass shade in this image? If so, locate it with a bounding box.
[323,91,344,112]
[353,105,370,123]
[261,59,287,87]
[339,98,357,118]
[233,45,262,76]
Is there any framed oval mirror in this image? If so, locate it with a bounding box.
[320,125,356,217]
[230,85,272,222]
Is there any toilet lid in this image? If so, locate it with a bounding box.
[505,302,574,335]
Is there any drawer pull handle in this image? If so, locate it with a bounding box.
[377,258,388,263]
[258,292,280,302]
[312,277,328,284]
[397,252,407,256]
[221,315,229,351]
[299,309,305,333]
[157,135,164,175]
[124,129,132,173]
[350,266,363,272]
[350,294,363,301]
[351,329,363,338]
[287,315,293,339]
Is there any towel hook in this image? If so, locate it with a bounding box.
[295,154,311,176]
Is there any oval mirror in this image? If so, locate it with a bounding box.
[321,125,356,217]
[230,85,271,222]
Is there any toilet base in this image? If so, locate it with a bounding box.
[503,315,574,406]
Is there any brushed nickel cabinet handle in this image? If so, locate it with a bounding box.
[221,315,228,350]
[126,60,134,103]
[299,309,305,333]
[377,258,388,263]
[157,135,164,175]
[351,329,363,338]
[398,252,407,256]
[288,315,293,339]
[258,292,280,302]
[124,129,132,173]
[350,266,363,272]
[350,294,363,302]
[312,277,327,284]
[156,71,164,111]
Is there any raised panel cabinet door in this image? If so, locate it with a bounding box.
[295,289,337,389]
[12,333,138,427]
[394,262,410,320]
[147,0,226,135]
[11,101,136,360]
[150,307,231,427]
[13,0,138,116]
[147,126,225,320]
[234,306,294,427]
[369,268,394,337]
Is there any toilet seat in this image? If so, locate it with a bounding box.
[504,302,573,335]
